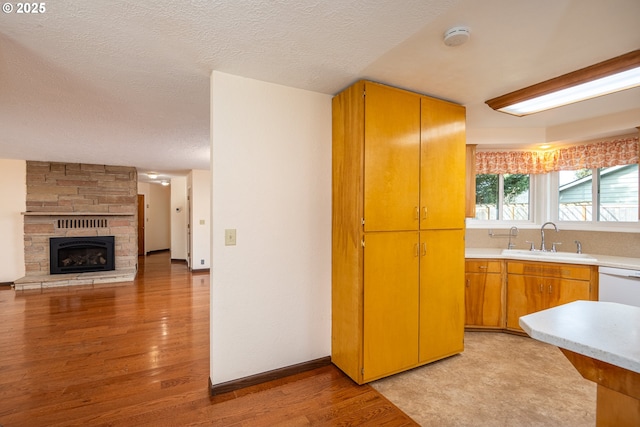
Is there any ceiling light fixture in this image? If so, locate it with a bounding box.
[443,26,470,47]
[161,181,169,186]
[485,50,640,116]
[147,172,158,179]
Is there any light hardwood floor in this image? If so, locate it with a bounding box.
[0,252,416,427]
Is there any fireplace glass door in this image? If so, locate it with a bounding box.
[49,236,115,274]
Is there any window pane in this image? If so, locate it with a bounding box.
[559,169,592,221]
[503,174,529,220]
[598,164,638,222]
[475,174,498,220]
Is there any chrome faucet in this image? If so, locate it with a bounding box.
[507,226,518,249]
[540,222,559,252]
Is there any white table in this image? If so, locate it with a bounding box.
[520,300,640,427]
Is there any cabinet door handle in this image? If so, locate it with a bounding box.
[548,285,552,294]
[422,206,427,220]
[414,206,420,220]
[414,243,420,257]
[478,266,487,270]
[539,284,543,293]
[421,242,427,256]
[466,279,470,288]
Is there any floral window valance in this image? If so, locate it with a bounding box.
[476,136,639,174]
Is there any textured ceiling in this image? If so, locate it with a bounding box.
[1,0,639,182]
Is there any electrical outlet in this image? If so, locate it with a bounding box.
[225,229,236,246]
[200,259,204,265]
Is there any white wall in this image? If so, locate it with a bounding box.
[210,71,332,384]
[170,176,188,260]
[0,159,26,282]
[189,169,211,270]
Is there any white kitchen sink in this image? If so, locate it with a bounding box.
[501,249,597,263]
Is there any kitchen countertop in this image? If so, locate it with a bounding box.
[465,247,640,270]
[519,300,640,374]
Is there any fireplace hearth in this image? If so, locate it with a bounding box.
[49,236,115,275]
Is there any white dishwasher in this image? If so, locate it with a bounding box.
[598,266,640,307]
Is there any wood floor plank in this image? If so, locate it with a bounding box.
[0,252,417,426]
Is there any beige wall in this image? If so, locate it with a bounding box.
[170,176,187,261]
[466,227,640,258]
[210,71,332,385]
[189,169,210,270]
[0,159,26,282]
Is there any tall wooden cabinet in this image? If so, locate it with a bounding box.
[332,81,466,384]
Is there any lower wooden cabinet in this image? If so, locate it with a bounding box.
[420,230,465,364]
[335,230,465,384]
[464,259,597,333]
[363,232,419,381]
[465,260,504,328]
[506,261,596,332]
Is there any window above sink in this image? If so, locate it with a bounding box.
[468,135,640,233]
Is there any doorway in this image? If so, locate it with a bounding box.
[137,194,145,255]
[187,187,192,269]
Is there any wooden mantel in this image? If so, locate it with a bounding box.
[22,212,135,216]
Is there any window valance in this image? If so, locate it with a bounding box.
[476,136,639,174]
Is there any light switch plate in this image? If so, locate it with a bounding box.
[225,229,236,246]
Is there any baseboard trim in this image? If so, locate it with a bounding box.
[145,249,170,255]
[209,356,332,396]
[170,258,187,264]
[190,268,210,273]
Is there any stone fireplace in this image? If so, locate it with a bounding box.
[14,161,138,290]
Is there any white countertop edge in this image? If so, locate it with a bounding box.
[519,301,640,374]
[465,248,640,270]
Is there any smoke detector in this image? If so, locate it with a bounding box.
[443,26,470,47]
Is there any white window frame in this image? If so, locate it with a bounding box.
[551,168,640,232]
[468,170,640,232]
[468,173,537,227]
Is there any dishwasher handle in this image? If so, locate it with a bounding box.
[599,266,640,279]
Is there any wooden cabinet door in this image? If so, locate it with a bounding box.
[465,144,477,218]
[546,278,590,309]
[364,83,420,232]
[465,272,503,327]
[420,97,466,229]
[363,232,419,381]
[419,230,465,363]
[506,275,546,331]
